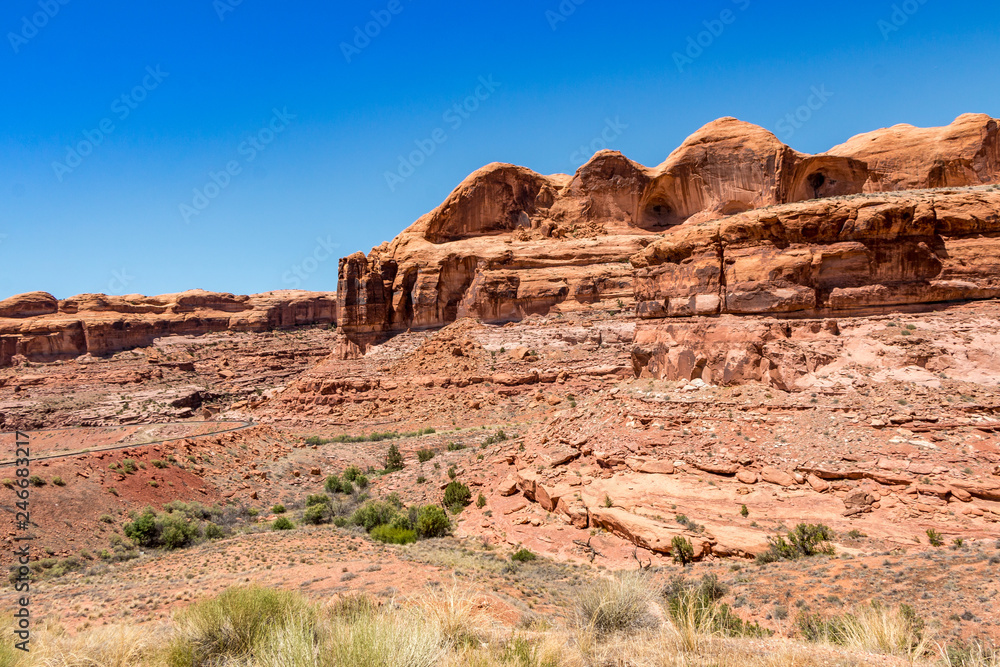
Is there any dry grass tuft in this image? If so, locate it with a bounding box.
[575,571,659,636]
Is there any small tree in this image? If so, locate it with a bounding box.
[385,444,404,472]
[671,536,695,566]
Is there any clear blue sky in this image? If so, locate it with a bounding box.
[2,0,998,299]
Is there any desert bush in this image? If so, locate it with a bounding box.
[671,536,695,566]
[121,459,138,474]
[123,508,199,550]
[272,516,294,531]
[152,459,169,469]
[757,523,835,563]
[417,448,435,462]
[511,548,536,562]
[28,475,45,487]
[444,481,472,511]
[354,474,369,489]
[51,476,65,486]
[476,492,487,509]
[483,429,508,446]
[272,504,287,514]
[415,505,451,538]
[303,503,330,525]
[371,525,417,544]
[927,528,945,547]
[342,465,363,482]
[577,571,658,635]
[447,441,465,451]
[385,444,404,472]
[325,474,343,493]
[352,500,402,532]
[203,522,224,540]
[306,493,330,506]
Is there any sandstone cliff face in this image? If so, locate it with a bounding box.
[0,290,337,367]
[632,188,1000,319]
[338,115,1000,343]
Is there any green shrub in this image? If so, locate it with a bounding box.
[341,480,355,495]
[28,475,45,487]
[385,444,404,472]
[121,459,138,474]
[415,505,451,538]
[444,481,472,511]
[447,442,465,452]
[671,536,695,566]
[271,504,286,515]
[325,474,343,493]
[447,466,457,480]
[124,509,198,549]
[927,528,944,547]
[511,548,536,562]
[354,474,369,489]
[757,524,835,563]
[351,501,402,532]
[303,503,330,525]
[483,430,508,446]
[370,525,417,545]
[740,504,749,518]
[204,522,224,540]
[417,449,435,462]
[52,476,65,486]
[99,514,115,524]
[343,466,363,482]
[306,493,330,507]
[476,493,487,509]
[272,517,294,531]
[152,459,168,469]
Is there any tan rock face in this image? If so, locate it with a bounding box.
[0,290,337,367]
[338,115,1000,346]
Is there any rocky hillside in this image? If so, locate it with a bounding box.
[0,290,336,367]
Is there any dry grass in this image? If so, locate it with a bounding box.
[6,578,990,667]
[575,571,659,636]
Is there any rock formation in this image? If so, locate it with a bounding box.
[338,114,1000,347]
[0,290,337,367]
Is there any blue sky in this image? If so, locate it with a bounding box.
[1,0,998,299]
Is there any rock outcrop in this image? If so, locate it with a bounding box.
[632,188,1000,319]
[338,115,1000,345]
[0,290,337,367]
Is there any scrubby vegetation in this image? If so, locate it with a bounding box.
[756,523,835,563]
[305,427,435,446]
[123,501,252,551]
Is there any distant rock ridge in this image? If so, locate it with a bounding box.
[337,114,1000,347]
[0,290,336,367]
